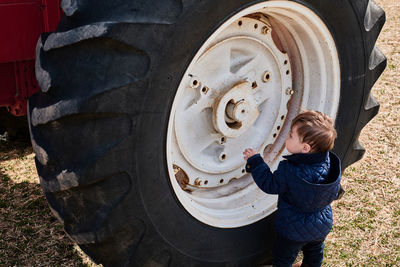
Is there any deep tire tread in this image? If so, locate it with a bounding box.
[343,0,386,168]
[30,1,166,262]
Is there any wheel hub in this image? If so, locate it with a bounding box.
[213,81,259,138]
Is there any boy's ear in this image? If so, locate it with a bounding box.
[302,143,311,153]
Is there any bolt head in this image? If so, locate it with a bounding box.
[261,26,269,34]
[286,88,294,95]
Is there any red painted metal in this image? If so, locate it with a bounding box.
[0,0,61,116]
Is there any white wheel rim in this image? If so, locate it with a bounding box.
[166,1,340,228]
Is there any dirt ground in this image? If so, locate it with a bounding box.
[0,0,399,266]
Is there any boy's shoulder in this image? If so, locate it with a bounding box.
[282,151,330,165]
[282,151,341,183]
[283,151,341,168]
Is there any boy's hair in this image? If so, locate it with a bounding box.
[291,110,337,153]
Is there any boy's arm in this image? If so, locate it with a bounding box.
[245,154,286,194]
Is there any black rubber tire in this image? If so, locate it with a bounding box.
[29,0,386,265]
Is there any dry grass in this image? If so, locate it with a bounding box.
[0,0,399,265]
[325,0,400,265]
[0,141,99,266]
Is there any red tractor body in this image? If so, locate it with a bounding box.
[0,0,61,116]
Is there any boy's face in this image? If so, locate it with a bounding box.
[285,124,311,154]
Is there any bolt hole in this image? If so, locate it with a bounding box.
[238,20,242,26]
[281,115,285,120]
[221,137,226,143]
[251,81,257,88]
[262,71,271,82]
[284,60,288,65]
[273,133,277,138]
[241,109,245,113]
[286,70,290,75]
[277,126,281,130]
[192,80,198,86]
[220,179,224,183]
[254,23,258,29]
[221,154,226,160]
[204,180,208,185]
[242,169,245,173]
[201,87,208,93]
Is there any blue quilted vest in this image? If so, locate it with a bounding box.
[246,151,341,242]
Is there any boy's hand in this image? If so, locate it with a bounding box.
[243,148,257,161]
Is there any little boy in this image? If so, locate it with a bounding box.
[243,110,341,267]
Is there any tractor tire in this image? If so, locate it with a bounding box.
[29,0,386,265]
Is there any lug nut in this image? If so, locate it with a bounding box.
[194,178,201,186]
[286,88,294,95]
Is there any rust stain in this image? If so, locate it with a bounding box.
[173,165,189,190]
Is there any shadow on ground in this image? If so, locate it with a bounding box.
[0,139,91,266]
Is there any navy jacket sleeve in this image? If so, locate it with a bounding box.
[246,154,287,194]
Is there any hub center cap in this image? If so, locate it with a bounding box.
[226,100,249,122]
[213,81,259,138]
